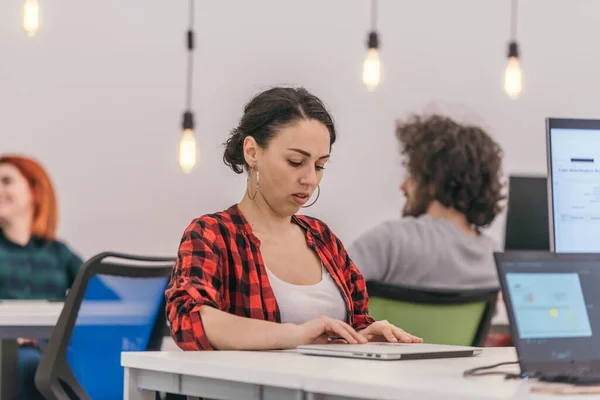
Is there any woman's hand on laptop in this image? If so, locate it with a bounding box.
[294,316,369,346]
[358,320,423,343]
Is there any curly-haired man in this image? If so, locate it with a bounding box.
[349,114,505,289]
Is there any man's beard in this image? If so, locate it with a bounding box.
[402,186,433,218]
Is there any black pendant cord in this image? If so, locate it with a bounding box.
[182,0,195,132]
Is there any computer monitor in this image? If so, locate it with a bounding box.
[546,118,600,253]
[504,175,550,251]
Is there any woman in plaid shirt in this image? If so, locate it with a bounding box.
[166,87,421,351]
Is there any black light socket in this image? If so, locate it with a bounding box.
[507,41,519,58]
[187,30,194,51]
[367,31,379,50]
[182,111,194,131]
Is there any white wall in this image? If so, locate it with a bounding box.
[2,0,600,259]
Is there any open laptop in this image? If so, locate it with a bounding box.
[494,251,600,384]
[296,342,481,361]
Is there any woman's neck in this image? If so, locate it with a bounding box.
[0,217,32,246]
[238,194,293,236]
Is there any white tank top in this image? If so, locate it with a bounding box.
[265,264,347,324]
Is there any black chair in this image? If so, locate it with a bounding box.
[366,282,499,346]
[35,252,175,400]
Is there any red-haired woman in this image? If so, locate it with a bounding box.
[0,155,82,400]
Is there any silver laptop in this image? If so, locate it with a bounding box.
[296,342,481,360]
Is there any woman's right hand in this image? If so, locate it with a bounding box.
[293,316,368,346]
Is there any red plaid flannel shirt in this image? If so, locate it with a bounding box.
[165,205,375,350]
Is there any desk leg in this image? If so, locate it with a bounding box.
[0,340,19,400]
[124,368,156,400]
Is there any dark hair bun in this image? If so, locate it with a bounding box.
[223,128,246,174]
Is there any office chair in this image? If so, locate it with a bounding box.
[35,252,175,400]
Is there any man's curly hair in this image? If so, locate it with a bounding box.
[396,114,505,228]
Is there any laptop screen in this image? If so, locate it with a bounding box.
[546,118,600,253]
[496,252,600,366]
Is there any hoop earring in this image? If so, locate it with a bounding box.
[247,167,259,200]
[302,185,320,208]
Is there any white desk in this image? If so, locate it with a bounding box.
[0,300,63,339]
[122,347,599,400]
[0,300,62,400]
[0,300,180,400]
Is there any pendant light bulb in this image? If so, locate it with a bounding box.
[23,0,40,37]
[179,111,198,174]
[362,32,381,91]
[178,0,198,173]
[504,42,522,99]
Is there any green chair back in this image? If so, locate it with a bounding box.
[366,282,499,346]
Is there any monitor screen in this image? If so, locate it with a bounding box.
[496,252,600,367]
[504,176,550,251]
[546,118,600,253]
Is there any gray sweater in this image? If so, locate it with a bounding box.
[348,215,500,290]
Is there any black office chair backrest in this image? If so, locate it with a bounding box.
[366,282,499,346]
[35,252,175,400]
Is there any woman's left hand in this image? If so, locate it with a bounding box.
[358,320,423,343]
